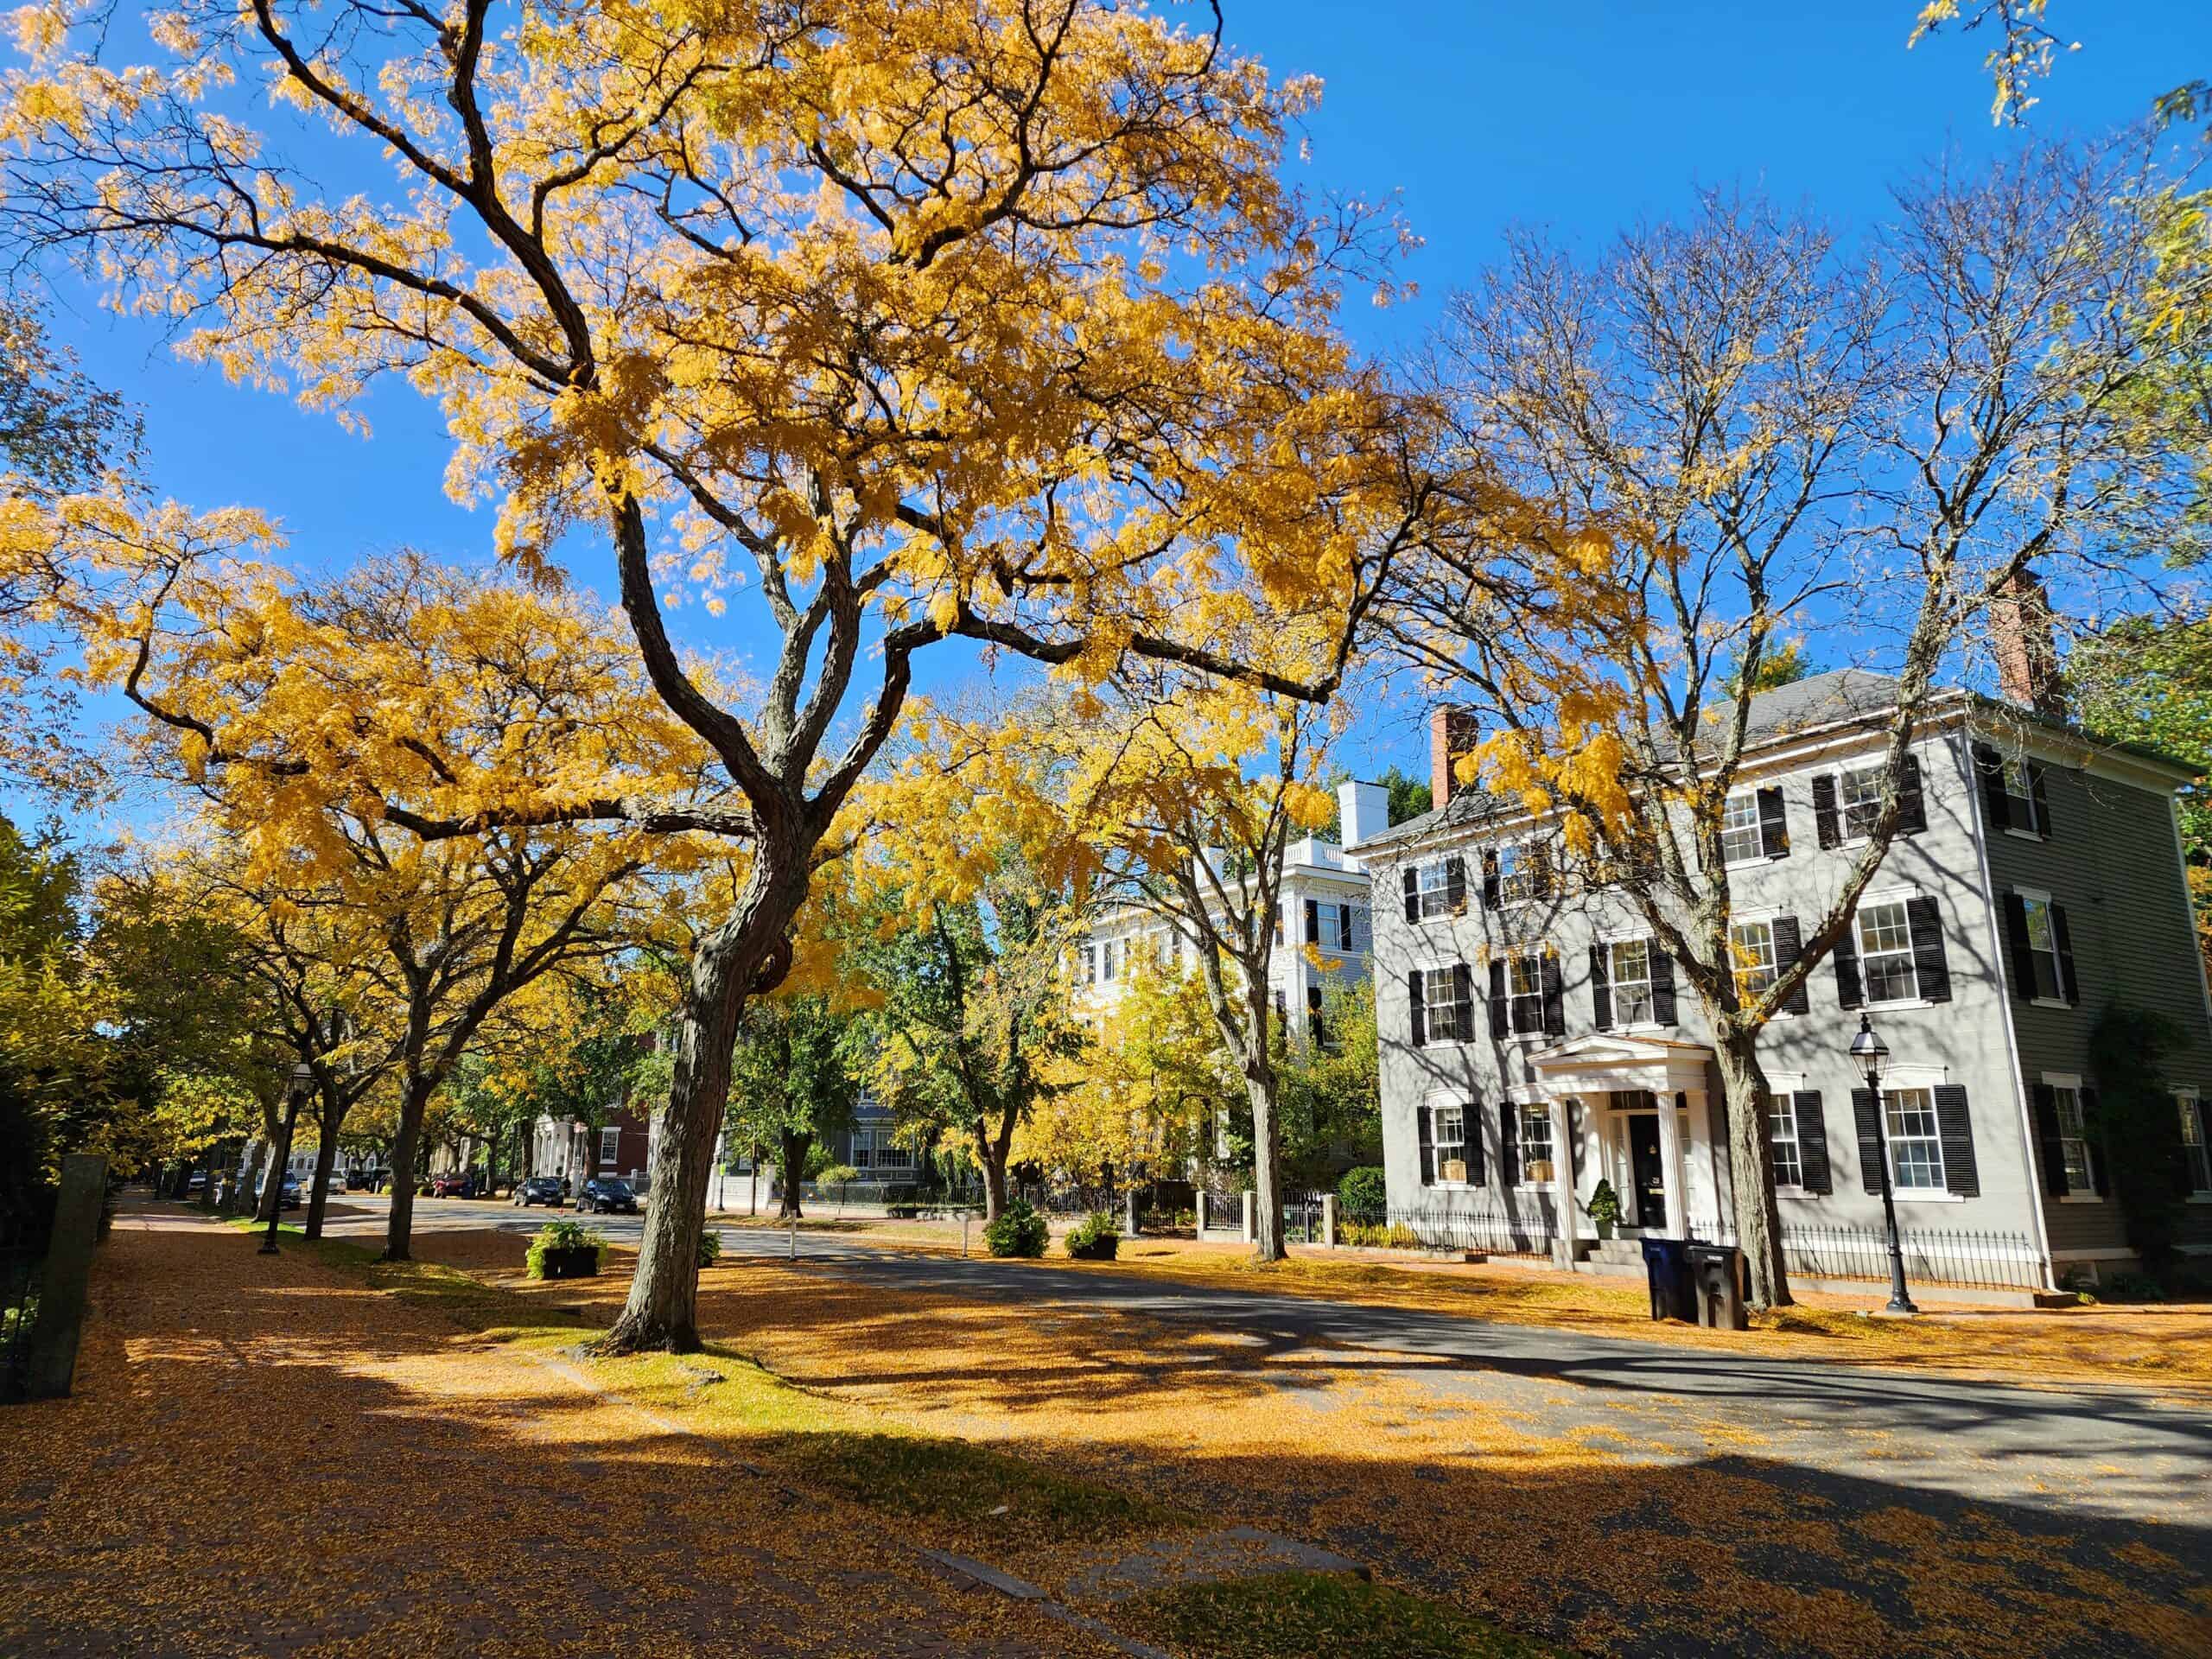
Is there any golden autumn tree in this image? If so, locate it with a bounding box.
[106,551,690,1258]
[1,0,1426,1349]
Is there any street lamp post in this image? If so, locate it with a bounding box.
[1848,1014,1918,1316]
[261,1062,316,1255]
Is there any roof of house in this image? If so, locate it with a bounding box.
[1350,668,2196,856]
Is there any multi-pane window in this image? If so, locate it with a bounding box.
[1768,1093,1802,1189]
[1838,765,1885,840]
[1518,1103,1555,1183]
[1100,938,1121,982]
[1507,952,1543,1034]
[2000,758,2038,830]
[2053,1084,2095,1194]
[599,1127,620,1166]
[1416,861,1455,919]
[1609,938,1656,1025]
[2022,896,2065,1001]
[1496,842,1533,904]
[1729,920,1777,1001]
[1856,900,1919,1004]
[1416,966,1471,1042]
[1433,1104,1468,1184]
[2178,1096,2210,1197]
[1884,1088,1946,1192]
[1720,793,1765,863]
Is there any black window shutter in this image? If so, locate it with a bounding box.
[1935,1084,1978,1197]
[1812,773,1840,849]
[1487,959,1509,1039]
[1852,1088,1885,1195]
[1794,1091,1832,1194]
[1305,899,1319,944]
[1758,786,1789,858]
[1499,1101,1520,1188]
[1541,956,1566,1038]
[2029,765,2051,839]
[1649,950,1678,1025]
[1589,944,1612,1030]
[2032,1084,2067,1197]
[1451,962,1474,1041]
[1480,849,1501,910]
[2053,905,2079,1004]
[1833,925,1863,1009]
[2001,893,2037,1001]
[1338,903,1355,950]
[1770,915,1812,1014]
[1408,970,1426,1048]
[1417,1104,1435,1185]
[1446,855,1468,915]
[1897,754,1927,835]
[1906,896,1951,1004]
[1465,1101,1487,1186]
[2080,1084,2108,1197]
[1402,866,1419,923]
[1974,743,2010,831]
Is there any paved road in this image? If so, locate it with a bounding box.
[324,1198,2211,1535]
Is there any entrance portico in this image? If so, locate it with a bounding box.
[1529,1034,1718,1262]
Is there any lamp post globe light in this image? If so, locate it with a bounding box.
[261,1061,317,1256]
[1850,1014,1918,1316]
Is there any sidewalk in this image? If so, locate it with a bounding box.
[0,1208,1122,1659]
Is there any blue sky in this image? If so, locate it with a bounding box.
[24,1,2211,823]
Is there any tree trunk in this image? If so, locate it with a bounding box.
[972,1107,1016,1223]
[777,1131,811,1219]
[1715,1026,1792,1309]
[593,918,761,1356]
[382,1076,432,1262]
[304,1103,343,1240]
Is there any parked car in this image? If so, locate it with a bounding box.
[512,1176,565,1209]
[183,1170,207,1194]
[259,1173,302,1211]
[345,1167,385,1192]
[575,1178,638,1216]
[429,1171,480,1199]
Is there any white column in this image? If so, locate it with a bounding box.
[1657,1088,1689,1241]
[1551,1096,1579,1270]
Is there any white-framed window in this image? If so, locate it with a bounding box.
[1885,1088,1946,1192]
[1505,950,1544,1035]
[1415,965,1471,1042]
[876,1136,912,1171]
[1768,1093,1803,1190]
[2000,757,2038,831]
[1496,841,1536,904]
[1332,903,1357,950]
[599,1127,620,1166]
[1838,765,1885,840]
[1608,938,1656,1026]
[1415,861,1456,919]
[1433,1103,1469,1185]
[1720,792,1765,864]
[2179,1093,2210,1197]
[1518,1103,1555,1184]
[2052,1083,2095,1195]
[2021,894,2066,1001]
[1856,900,1919,1004]
[1729,918,1777,1001]
[1080,944,1096,986]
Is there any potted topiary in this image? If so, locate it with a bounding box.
[526,1219,607,1280]
[1065,1211,1122,1262]
[982,1198,1050,1258]
[1586,1179,1623,1241]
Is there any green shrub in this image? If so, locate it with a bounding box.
[696,1228,723,1268]
[815,1163,859,1188]
[525,1220,607,1279]
[1337,1166,1386,1216]
[1065,1211,1122,1261]
[1341,1219,1421,1250]
[982,1198,1049,1258]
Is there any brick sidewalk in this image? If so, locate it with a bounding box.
[0,1210,1117,1659]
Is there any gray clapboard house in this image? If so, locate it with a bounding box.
[1350,670,2212,1293]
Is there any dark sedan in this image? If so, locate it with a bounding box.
[512,1176,565,1209]
[575,1178,638,1216]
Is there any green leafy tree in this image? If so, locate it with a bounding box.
[727,995,863,1220]
[1376,765,1433,828]
[1277,978,1382,1190]
[2088,1005,2193,1272]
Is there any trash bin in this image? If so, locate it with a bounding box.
[1639,1237,1694,1322]
[1687,1243,1749,1332]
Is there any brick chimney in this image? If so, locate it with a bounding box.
[1990,569,2066,719]
[1429,706,1480,809]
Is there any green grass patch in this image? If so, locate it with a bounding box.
[1126,1573,1564,1659]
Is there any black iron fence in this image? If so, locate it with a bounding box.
[1283,1191,1327,1245]
[1772,1224,2044,1292]
[1337,1200,1558,1259]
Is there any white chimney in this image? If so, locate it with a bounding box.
[1338,779,1389,859]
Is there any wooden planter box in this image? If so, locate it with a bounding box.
[533,1245,601,1281]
